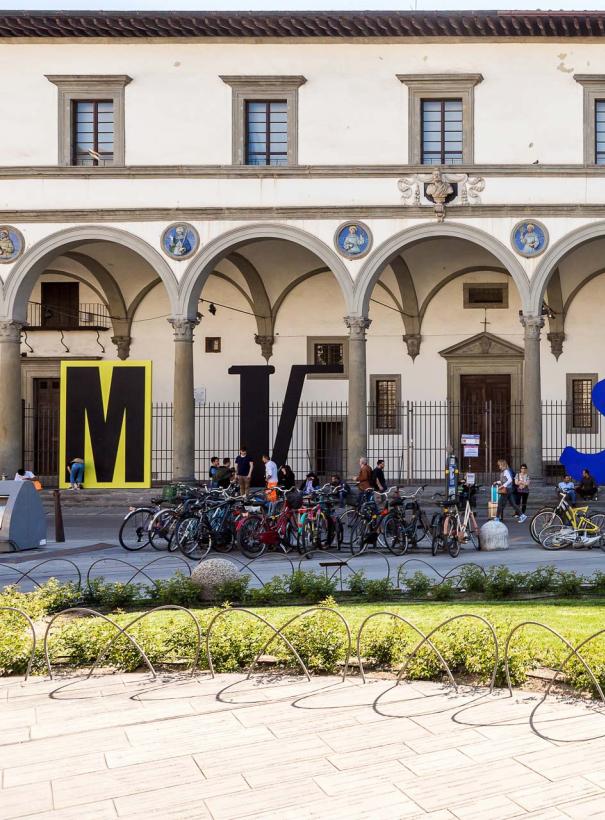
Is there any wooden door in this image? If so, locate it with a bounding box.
[460,374,511,472]
[33,378,60,476]
[41,282,79,329]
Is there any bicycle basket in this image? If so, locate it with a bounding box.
[161,483,188,502]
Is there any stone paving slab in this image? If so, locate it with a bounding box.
[1,673,605,818]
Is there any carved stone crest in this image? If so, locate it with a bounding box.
[398,169,485,222]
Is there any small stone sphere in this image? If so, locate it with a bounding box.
[190,558,242,600]
[479,519,509,551]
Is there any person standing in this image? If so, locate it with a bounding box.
[300,471,319,494]
[235,446,253,496]
[262,453,278,502]
[208,456,219,488]
[215,457,232,489]
[355,456,374,506]
[372,459,386,492]
[514,463,530,514]
[495,458,527,523]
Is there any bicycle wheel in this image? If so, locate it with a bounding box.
[175,515,212,560]
[465,518,480,550]
[540,524,573,550]
[281,522,299,553]
[382,514,407,556]
[431,531,444,556]
[339,509,359,550]
[413,511,430,543]
[148,508,177,551]
[119,508,153,551]
[447,533,461,558]
[350,518,369,556]
[236,515,267,559]
[530,508,562,543]
[589,512,605,532]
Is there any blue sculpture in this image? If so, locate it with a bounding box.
[560,379,605,483]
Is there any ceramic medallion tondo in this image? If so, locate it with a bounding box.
[161,222,200,260]
[0,225,24,263]
[511,220,548,258]
[334,221,372,260]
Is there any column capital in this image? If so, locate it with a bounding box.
[0,320,23,343]
[520,313,544,340]
[344,315,372,339]
[254,334,274,362]
[402,333,421,362]
[168,317,199,342]
[111,335,131,360]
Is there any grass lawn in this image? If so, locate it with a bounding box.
[113,598,605,660]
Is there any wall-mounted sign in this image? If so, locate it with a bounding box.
[461,433,480,445]
[463,445,479,458]
[59,361,152,489]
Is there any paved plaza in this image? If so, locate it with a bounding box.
[1,671,605,819]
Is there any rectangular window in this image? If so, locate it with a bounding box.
[72,100,114,166]
[205,337,221,353]
[572,379,594,429]
[245,100,288,166]
[596,100,605,164]
[313,342,343,367]
[376,379,398,431]
[463,283,509,309]
[421,99,463,165]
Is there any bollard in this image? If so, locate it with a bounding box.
[53,489,65,543]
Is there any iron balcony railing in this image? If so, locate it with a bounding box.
[26,301,111,330]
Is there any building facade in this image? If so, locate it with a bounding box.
[2,10,605,483]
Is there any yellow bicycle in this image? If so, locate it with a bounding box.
[539,505,605,550]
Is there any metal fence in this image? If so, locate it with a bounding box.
[21,399,605,486]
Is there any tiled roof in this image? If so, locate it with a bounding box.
[1,10,605,38]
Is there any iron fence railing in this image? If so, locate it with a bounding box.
[20,399,605,485]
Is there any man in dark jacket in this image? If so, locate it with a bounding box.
[372,459,386,492]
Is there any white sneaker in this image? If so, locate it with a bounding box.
[518,514,527,523]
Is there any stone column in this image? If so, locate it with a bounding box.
[521,314,544,478]
[169,318,198,482]
[344,315,371,476]
[0,321,23,478]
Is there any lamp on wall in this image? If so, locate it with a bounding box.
[208,303,217,316]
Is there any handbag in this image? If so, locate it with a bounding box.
[497,486,508,495]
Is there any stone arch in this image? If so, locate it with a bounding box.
[530,221,605,315]
[2,225,179,323]
[353,222,531,316]
[178,223,354,319]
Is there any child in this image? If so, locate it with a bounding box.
[514,463,530,514]
[558,475,576,504]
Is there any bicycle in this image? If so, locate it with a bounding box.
[530,490,599,543]
[432,483,481,558]
[380,486,429,555]
[298,485,343,555]
[539,503,605,550]
[237,488,301,558]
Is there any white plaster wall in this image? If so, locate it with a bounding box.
[0,41,598,166]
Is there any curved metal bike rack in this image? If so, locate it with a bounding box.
[90,605,203,678]
[0,559,82,591]
[396,559,487,590]
[0,606,37,680]
[43,607,157,680]
[86,555,192,592]
[204,607,311,681]
[247,606,352,682]
[356,611,455,688]
[397,613,499,693]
